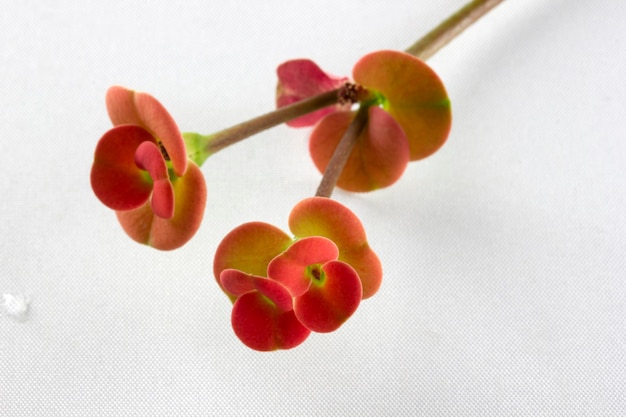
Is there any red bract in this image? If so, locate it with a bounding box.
[90,86,207,250]
[221,269,310,351]
[231,290,310,351]
[293,259,361,333]
[213,222,293,300]
[352,50,452,161]
[276,59,351,127]
[268,237,362,333]
[288,197,382,299]
[213,197,381,351]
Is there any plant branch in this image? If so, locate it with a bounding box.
[315,105,370,198]
[405,0,504,60]
[190,0,503,180]
[204,89,340,155]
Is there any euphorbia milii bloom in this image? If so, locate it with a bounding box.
[213,197,381,351]
[267,236,362,333]
[91,86,207,250]
[277,50,452,192]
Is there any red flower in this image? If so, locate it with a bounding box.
[277,50,452,192]
[91,86,206,250]
[213,197,381,351]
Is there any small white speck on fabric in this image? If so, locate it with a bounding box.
[1,293,30,322]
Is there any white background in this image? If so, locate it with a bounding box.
[1,0,625,415]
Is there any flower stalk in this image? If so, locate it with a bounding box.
[204,89,341,155]
[315,104,370,198]
[183,89,342,166]
[405,0,504,60]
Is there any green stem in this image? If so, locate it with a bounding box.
[315,0,504,197]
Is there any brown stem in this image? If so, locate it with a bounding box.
[315,0,503,196]
[315,105,370,198]
[405,0,504,60]
[205,88,340,154]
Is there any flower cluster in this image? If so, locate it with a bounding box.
[213,197,381,351]
[277,50,452,192]
[83,0,511,352]
[90,48,452,351]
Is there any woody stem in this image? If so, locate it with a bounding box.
[204,89,340,155]
[315,105,370,198]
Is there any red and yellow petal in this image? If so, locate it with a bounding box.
[294,260,362,333]
[105,86,187,176]
[106,85,142,127]
[116,160,206,250]
[220,269,293,312]
[219,269,259,296]
[133,91,187,177]
[231,291,310,351]
[289,197,382,298]
[267,236,339,297]
[213,222,292,294]
[353,50,452,161]
[289,197,367,250]
[134,141,174,219]
[309,106,410,192]
[90,125,155,211]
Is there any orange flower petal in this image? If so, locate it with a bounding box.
[231,291,310,351]
[309,106,410,192]
[294,260,362,333]
[105,86,187,176]
[213,222,292,296]
[90,125,154,211]
[220,269,293,312]
[289,197,382,298]
[105,85,142,126]
[352,50,452,161]
[134,91,187,177]
[116,161,206,250]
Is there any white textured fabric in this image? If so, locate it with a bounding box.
[1,0,624,415]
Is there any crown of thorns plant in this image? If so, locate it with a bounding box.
[90,0,502,350]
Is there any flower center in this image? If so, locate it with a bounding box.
[338,82,368,105]
[306,263,324,283]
